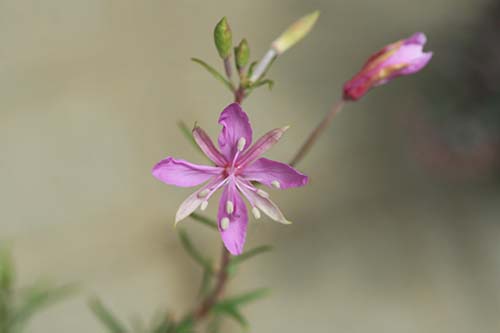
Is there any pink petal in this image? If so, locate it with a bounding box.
[237,127,289,168]
[218,181,248,255]
[404,32,427,45]
[152,157,222,187]
[241,158,308,189]
[193,126,227,166]
[175,176,225,223]
[236,179,291,224]
[218,103,252,161]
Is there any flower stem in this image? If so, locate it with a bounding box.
[234,85,245,104]
[193,246,231,320]
[223,57,233,81]
[290,99,346,167]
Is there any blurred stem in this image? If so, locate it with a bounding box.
[223,58,233,81]
[290,99,346,167]
[234,85,245,104]
[194,246,230,321]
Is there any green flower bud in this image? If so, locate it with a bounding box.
[214,17,233,59]
[235,38,250,71]
[272,11,320,55]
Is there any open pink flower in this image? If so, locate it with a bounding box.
[152,103,308,255]
[343,32,433,101]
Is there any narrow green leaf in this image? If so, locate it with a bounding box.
[246,61,258,79]
[0,248,14,329]
[213,304,248,328]
[198,267,213,298]
[207,314,223,333]
[177,121,201,153]
[88,298,128,333]
[218,288,270,308]
[0,248,14,293]
[10,284,75,330]
[191,58,235,92]
[189,213,218,230]
[252,79,274,90]
[175,316,194,333]
[178,230,213,274]
[230,245,272,267]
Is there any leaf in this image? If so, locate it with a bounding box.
[0,248,14,329]
[191,58,235,92]
[229,245,272,268]
[178,230,214,274]
[88,298,128,333]
[174,316,194,333]
[213,304,248,328]
[252,79,274,90]
[246,61,258,79]
[218,288,270,308]
[10,283,75,331]
[0,248,14,293]
[198,267,213,298]
[189,213,218,230]
[177,121,202,153]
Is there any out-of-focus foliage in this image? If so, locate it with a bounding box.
[0,248,73,333]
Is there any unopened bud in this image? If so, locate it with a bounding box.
[235,38,250,71]
[272,11,320,55]
[214,17,233,59]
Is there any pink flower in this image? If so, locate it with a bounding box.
[343,32,433,101]
[152,103,308,255]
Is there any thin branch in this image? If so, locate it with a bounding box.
[289,99,346,167]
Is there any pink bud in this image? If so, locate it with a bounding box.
[343,32,433,101]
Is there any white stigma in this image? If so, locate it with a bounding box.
[221,217,230,230]
[257,189,270,198]
[271,180,281,189]
[198,189,210,198]
[200,201,208,211]
[237,137,246,152]
[226,201,234,214]
[252,207,261,219]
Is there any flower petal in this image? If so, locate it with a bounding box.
[241,158,308,189]
[175,176,225,223]
[236,179,291,224]
[192,126,227,166]
[218,181,248,255]
[237,127,289,168]
[218,103,252,160]
[152,157,222,187]
[404,32,426,45]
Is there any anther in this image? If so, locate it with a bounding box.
[237,137,246,152]
[200,201,208,211]
[252,207,261,219]
[257,189,269,198]
[271,180,281,189]
[221,217,230,230]
[226,201,234,214]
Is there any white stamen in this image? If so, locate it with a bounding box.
[221,217,230,230]
[226,201,234,214]
[237,137,246,152]
[198,189,210,198]
[271,180,281,189]
[257,189,270,198]
[252,207,261,219]
[200,201,208,211]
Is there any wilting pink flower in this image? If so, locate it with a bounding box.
[343,32,433,101]
[152,103,308,255]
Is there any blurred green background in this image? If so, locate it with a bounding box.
[1,0,500,332]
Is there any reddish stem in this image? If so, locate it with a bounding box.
[193,247,231,320]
